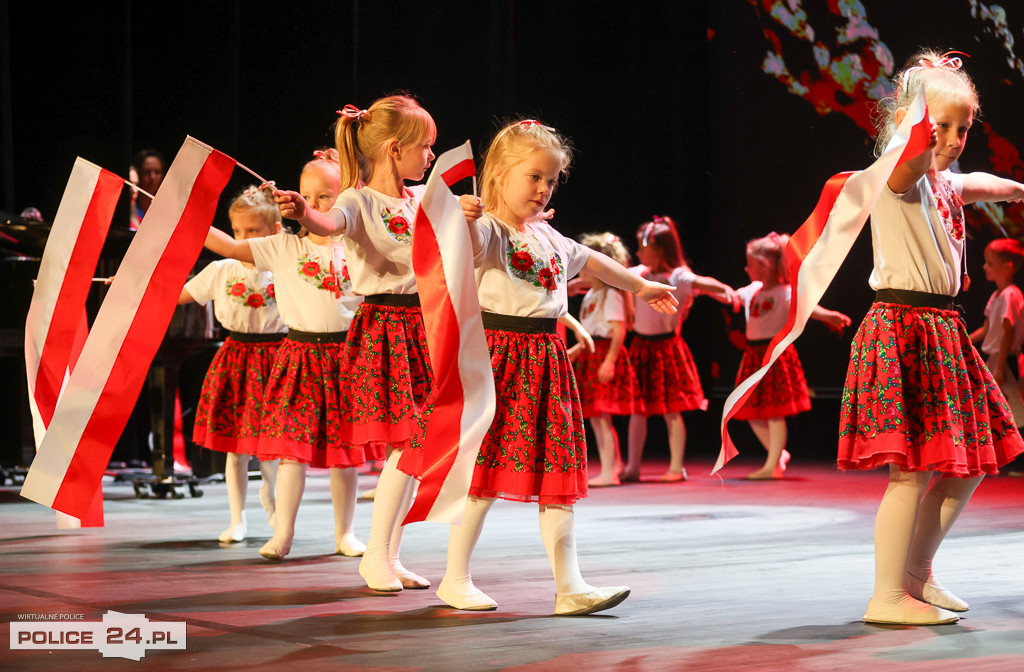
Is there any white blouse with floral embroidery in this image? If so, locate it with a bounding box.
[185,259,287,334]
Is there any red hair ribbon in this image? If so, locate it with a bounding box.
[312,150,329,160]
[337,105,367,121]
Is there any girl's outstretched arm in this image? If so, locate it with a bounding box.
[275,189,348,236]
[810,304,851,333]
[959,173,1024,205]
[559,314,594,353]
[584,250,677,314]
[459,194,484,256]
[694,274,739,309]
[205,227,254,264]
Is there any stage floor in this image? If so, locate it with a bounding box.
[2,458,1023,671]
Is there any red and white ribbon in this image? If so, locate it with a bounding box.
[715,90,932,474]
[21,137,235,518]
[401,141,494,525]
[25,158,123,527]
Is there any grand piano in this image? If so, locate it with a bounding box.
[1,210,221,496]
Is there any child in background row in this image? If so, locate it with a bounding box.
[970,238,1024,428]
[179,186,285,543]
[206,154,371,563]
[839,50,1024,625]
[571,232,641,487]
[440,120,678,615]
[735,232,850,480]
[276,95,438,592]
[622,216,735,483]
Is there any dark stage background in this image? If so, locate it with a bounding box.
[3,1,1024,465]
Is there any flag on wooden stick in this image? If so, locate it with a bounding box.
[21,137,235,518]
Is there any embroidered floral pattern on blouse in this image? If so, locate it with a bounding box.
[506,236,565,291]
[296,254,350,295]
[381,206,413,244]
[930,177,965,241]
[225,277,275,309]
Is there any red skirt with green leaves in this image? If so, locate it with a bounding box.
[470,329,588,505]
[192,337,280,454]
[838,303,1024,475]
[629,333,707,415]
[733,342,811,420]
[257,338,383,468]
[574,338,644,418]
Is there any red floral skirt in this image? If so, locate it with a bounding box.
[574,338,644,417]
[628,333,707,415]
[733,342,811,420]
[470,329,588,505]
[340,303,433,457]
[192,337,280,454]
[257,338,383,468]
[838,303,1024,476]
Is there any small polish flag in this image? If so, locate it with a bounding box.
[402,141,495,525]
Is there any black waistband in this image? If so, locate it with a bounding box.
[747,338,773,347]
[874,288,954,310]
[286,330,348,344]
[227,331,287,343]
[481,312,558,334]
[363,293,421,307]
[633,331,676,341]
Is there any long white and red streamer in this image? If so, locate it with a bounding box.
[21,137,235,518]
[715,90,932,473]
[402,141,495,525]
[25,158,123,527]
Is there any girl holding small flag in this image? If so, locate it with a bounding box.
[274,94,439,592]
[205,159,369,562]
[439,120,677,615]
[840,50,1024,625]
[179,186,285,544]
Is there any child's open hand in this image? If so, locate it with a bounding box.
[597,360,615,383]
[638,280,678,314]
[275,190,308,221]
[824,310,852,334]
[459,194,483,223]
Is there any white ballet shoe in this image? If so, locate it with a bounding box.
[359,487,377,501]
[335,533,366,557]
[588,476,621,487]
[259,484,276,526]
[863,595,959,625]
[436,577,497,611]
[258,536,291,561]
[554,586,630,616]
[359,553,403,592]
[906,573,969,612]
[392,559,431,589]
[219,521,247,543]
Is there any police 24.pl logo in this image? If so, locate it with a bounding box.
[11,611,186,661]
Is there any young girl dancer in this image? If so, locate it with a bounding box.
[970,238,1024,426]
[839,50,1024,625]
[571,232,642,487]
[275,95,436,591]
[439,120,678,615]
[735,232,850,480]
[622,216,735,483]
[179,187,285,543]
[205,170,372,562]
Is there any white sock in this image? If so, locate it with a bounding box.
[260,460,306,558]
[330,467,360,546]
[539,504,593,595]
[444,497,496,586]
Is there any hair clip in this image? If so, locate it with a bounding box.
[642,221,656,247]
[258,180,276,192]
[899,51,970,94]
[337,105,368,121]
